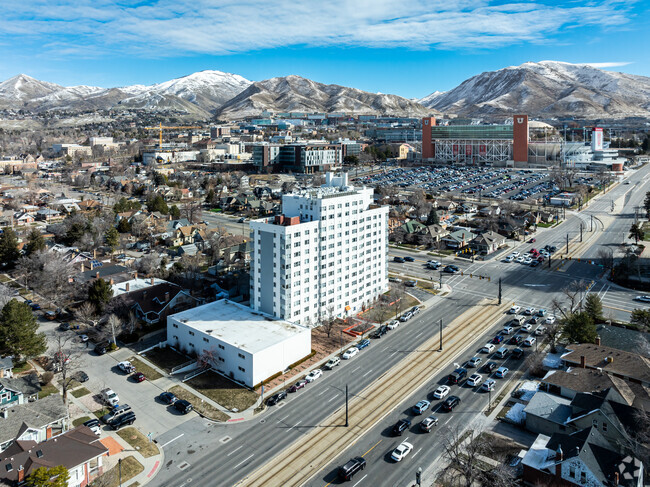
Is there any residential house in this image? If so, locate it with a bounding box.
[460,202,477,214]
[0,395,68,452]
[0,359,12,379]
[523,391,573,436]
[522,427,643,487]
[441,229,476,250]
[77,200,102,214]
[73,264,129,284]
[35,209,61,222]
[479,205,501,217]
[470,230,506,255]
[111,278,200,324]
[561,343,650,387]
[426,224,450,244]
[12,213,33,225]
[434,200,457,213]
[0,425,108,486]
[0,374,41,408]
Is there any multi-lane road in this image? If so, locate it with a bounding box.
[149,165,649,487]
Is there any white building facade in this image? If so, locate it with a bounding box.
[167,299,310,388]
[250,173,389,326]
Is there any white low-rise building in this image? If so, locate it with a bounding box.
[167,299,311,388]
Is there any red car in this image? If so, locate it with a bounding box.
[529,238,536,243]
[133,372,146,383]
[288,379,307,393]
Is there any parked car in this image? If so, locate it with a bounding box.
[83,418,101,436]
[412,400,431,414]
[441,395,461,411]
[467,357,482,368]
[94,342,108,355]
[338,457,366,481]
[387,320,400,329]
[391,442,414,462]
[305,369,323,382]
[399,312,412,322]
[159,392,177,404]
[132,372,146,383]
[288,380,307,392]
[266,391,287,406]
[174,399,193,414]
[58,322,71,331]
[419,416,439,432]
[356,339,370,350]
[324,357,341,370]
[342,347,359,360]
[102,404,131,424]
[537,309,547,316]
[118,361,135,374]
[545,315,556,324]
[109,411,136,430]
[495,367,509,378]
[433,385,451,399]
[467,374,483,387]
[100,389,120,407]
[481,379,496,391]
[392,418,411,436]
[371,325,388,338]
[411,306,420,315]
[74,371,89,383]
[534,326,546,336]
[79,334,89,342]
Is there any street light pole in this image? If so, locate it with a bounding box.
[498,277,502,305]
[345,384,349,427]
[566,233,569,254]
[580,223,583,242]
[119,458,122,487]
[439,319,443,351]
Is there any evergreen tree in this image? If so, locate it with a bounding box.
[105,227,119,253]
[113,197,141,214]
[116,218,132,233]
[426,208,440,226]
[629,223,644,244]
[0,299,47,359]
[630,309,650,330]
[583,294,603,323]
[562,311,598,344]
[88,278,113,313]
[146,194,169,214]
[205,189,215,205]
[64,222,87,246]
[0,229,19,268]
[26,465,69,487]
[25,229,46,255]
[644,191,650,218]
[170,205,181,219]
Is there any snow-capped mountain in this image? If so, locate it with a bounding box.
[216,75,436,119]
[418,91,445,107]
[420,61,650,118]
[0,70,252,117]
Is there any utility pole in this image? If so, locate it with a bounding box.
[498,277,502,305]
[439,319,443,351]
[416,467,422,487]
[580,223,583,242]
[345,384,349,427]
[590,214,593,232]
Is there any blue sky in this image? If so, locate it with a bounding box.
[0,0,648,98]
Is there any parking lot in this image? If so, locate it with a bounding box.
[358,166,582,204]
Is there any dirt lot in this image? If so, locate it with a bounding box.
[186,370,258,412]
[141,346,191,373]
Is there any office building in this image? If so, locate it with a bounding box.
[250,173,388,326]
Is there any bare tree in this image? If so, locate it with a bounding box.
[16,251,73,307]
[442,427,490,487]
[0,284,14,311]
[75,302,97,326]
[321,305,336,337]
[181,198,203,224]
[51,335,85,404]
[106,314,123,346]
[596,247,614,270]
[124,311,138,335]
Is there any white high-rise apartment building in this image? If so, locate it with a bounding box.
[250,173,388,326]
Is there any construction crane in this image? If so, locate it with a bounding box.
[144,122,201,149]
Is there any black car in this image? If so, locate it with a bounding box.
[441,395,461,412]
[392,418,411,436]
[482,361,498,373]
[94,343,108,355]
[393,256,405,263]
[29,303,41,310]
[509,335,524,345]
[174,399,193,414]
[159,392,177,404]
[74,371,89,382]
[444,265,459,274]
[448,367,467,384]
[58,322,71,331]
[405,280,417,287]
[404,256,415,262]
[338,457,366,481]
[109,411,136,430]
[511,348,524,360]
[371,325,388,339]
[266,391,287,406]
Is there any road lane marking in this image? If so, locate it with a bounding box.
[327,395,338,403]
[415,332,423,338]
[351,366,361,373]
[232,454,254,469]
[278,415,289,422]
[160,433,184,448]
[412,447,422,459]
[317,389,328,397]
[362,439,382,457]
[352,474,367,487]
[289,420,303,430]
[362,369,374,378]
[226,445,243,457]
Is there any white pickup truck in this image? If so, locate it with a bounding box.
[117,361,135,374]
[101,388,120,407]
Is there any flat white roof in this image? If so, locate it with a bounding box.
[169,299,307,354]
[112,277,167,296]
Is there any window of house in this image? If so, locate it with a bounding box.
[569,466,576,478]
[203,338,209,343]
[238,366,245,372]
[602,422,607,431]
[172,323,178,328]
[218,344,225,350]
[592,419,598,428]
[580,472,586,483]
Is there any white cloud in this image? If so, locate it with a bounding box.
[582,62,633,68]
[0,0,637,56]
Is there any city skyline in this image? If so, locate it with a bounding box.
[1,0,648,98]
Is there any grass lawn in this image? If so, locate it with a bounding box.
[97,455,144,487]
[186,370,258,412]
[642,222,650,241]
[0,275,10,283]
[537,222,553,228]
[142,346,190,373]
[128,356,163,381]
[72,416,91,427]
[39,383,59,399]
[168,385,231,421]
[71,387,91,398]
[12,361,32,374]
[94,407,111,419]
[116,427,160,458]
